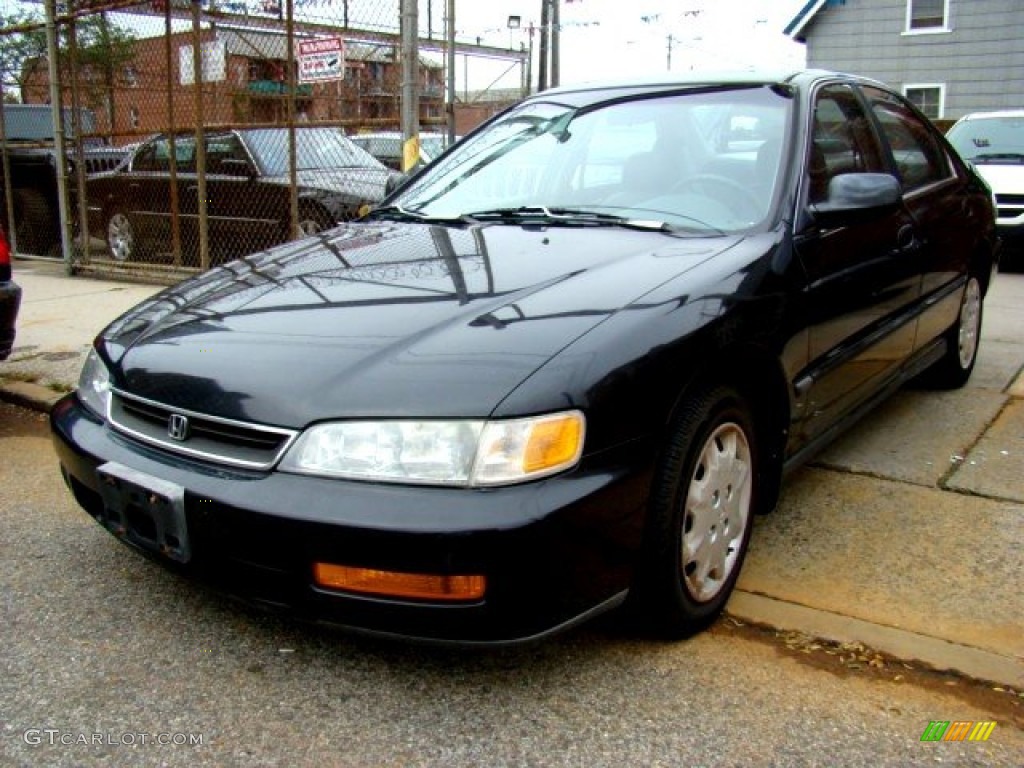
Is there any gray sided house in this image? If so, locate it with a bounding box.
[785,0,1024,120]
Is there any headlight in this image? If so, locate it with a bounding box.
[279,411,585,487]
[77,348,111,419]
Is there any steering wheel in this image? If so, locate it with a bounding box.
[672,173,763,220]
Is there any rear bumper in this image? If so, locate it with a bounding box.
[50,394,653,644]
[0,279,22,360]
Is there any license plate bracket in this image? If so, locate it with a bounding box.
[96,462,191,563]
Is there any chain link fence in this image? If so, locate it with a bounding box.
[0,0,524,280]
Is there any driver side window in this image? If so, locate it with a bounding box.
[808,85,886,204]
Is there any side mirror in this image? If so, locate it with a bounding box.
[810,173,902,224]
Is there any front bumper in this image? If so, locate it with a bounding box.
[51,394,653,644]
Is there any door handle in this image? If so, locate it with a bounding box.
[896,224,916,251]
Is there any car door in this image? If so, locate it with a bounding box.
[166,135,199,256]
[120,138,175,247]
[858,85,975,348]
[203,132,267,255]
[792,82,925,444]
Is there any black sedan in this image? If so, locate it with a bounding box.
[0,222,21,360]
[53,71,997,644]
[86,126,396,263]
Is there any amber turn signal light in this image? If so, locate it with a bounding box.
[313,563,486,602]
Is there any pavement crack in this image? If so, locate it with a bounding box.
[936,396,1014,490]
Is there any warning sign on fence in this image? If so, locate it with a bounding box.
[298,37,345,84]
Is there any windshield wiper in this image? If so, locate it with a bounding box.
[468,205,675,230]
[466,205,696,233]
[362,204,475,225]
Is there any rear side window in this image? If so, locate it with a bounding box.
[862,86,950,191]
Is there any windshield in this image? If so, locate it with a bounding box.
[243,128,384,175]
[947,115,1024,162]
[390,86,791,233]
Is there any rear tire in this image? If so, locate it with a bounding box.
[632,385,758,639]
[105,208,138,262]
[917,274,983,389]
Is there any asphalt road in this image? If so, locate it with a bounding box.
[1,401,1021,768]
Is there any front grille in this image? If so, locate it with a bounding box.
[995,193,1024,206]
[109,389,298,470]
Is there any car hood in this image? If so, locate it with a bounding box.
[968,162,1024,196]
[102,222,740,428]
[262,168,393,202]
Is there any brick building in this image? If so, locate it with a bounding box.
[21,26,446,140]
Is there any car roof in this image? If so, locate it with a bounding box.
[526,69,889,104]
[954,110,1024,121]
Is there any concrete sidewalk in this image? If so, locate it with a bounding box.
[2,257,1022,688]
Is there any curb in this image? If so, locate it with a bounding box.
[728,590,1024,690]
[0,380,66,413]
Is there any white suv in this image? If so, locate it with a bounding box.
[946,110,1024,260]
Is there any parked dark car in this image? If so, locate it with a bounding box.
[86,126,397,262]
[52,71,997,644]
[0,221,21,360]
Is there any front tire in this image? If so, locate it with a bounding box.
[633,385,758,639]
[295,207,334,238]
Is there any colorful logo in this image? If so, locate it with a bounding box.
[920,721,996,742]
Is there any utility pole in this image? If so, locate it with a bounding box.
[538,0,550,92]
[400,0,419,172]
[550,0,560,88]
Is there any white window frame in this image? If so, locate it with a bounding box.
[903,83,946,119]
[903,0,951,35]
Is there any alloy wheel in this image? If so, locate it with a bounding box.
[957,277,982,369]
[107,212,134,262]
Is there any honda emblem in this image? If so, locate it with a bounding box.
[167,413,190,441]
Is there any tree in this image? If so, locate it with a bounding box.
[0,10,136,135]
[0,11,44,101]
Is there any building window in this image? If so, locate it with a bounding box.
[906,0,948,32]
[903,84,945,119]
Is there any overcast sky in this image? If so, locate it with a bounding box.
[451,0,808,89]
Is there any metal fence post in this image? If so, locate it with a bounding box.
[165,3,182,267]
[44,0,74,274]
[191,0,210,272]
[446,0,455,145]
[68,21,91,267]
[400,0,418,173]
[286,0,299,240]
